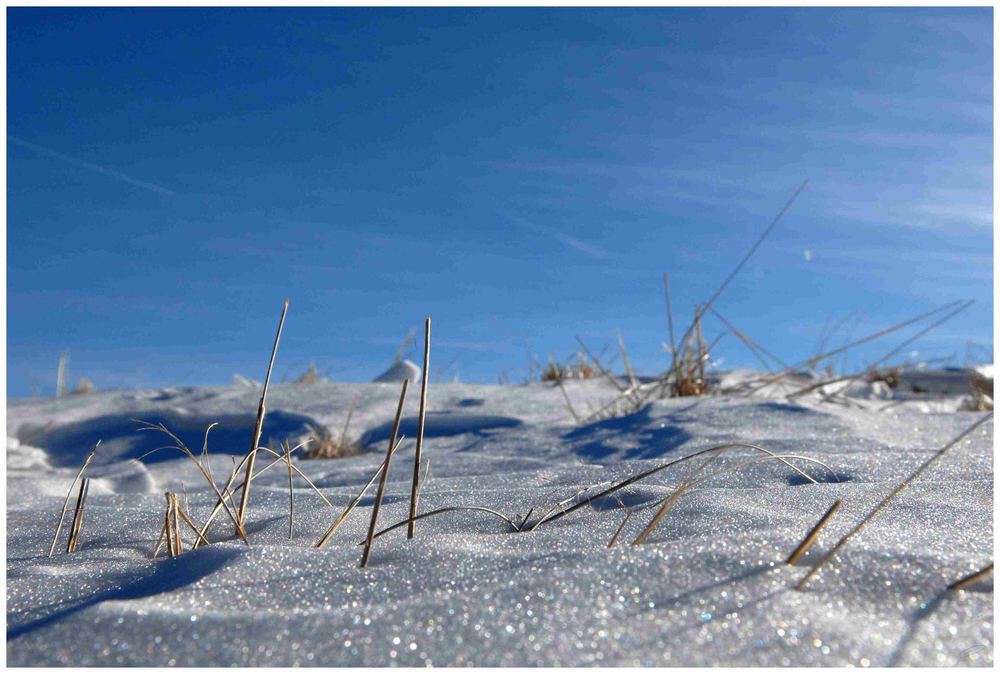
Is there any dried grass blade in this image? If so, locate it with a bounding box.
[49,440,100,557]
[360,379,409,567]
[786,500,842,565]
[315,435,405,548]
[66,478,90,553]
[948,563,994,591]
[408,317,431,539]
[608,511,634,548]
[632,453,720,545]
[535,442,832,529]
[663,272,677,362]
[237,298,289,530]
[285,440,294,540]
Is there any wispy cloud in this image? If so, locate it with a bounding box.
[9,136,175,196]
[507,213,609,260]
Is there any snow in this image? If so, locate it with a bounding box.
[371,359,422,384]
[6,371,994,666]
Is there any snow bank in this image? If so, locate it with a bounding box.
[6,374,993,666]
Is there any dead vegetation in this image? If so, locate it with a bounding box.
[42,279,991,627]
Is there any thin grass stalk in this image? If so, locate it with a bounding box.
[171,493,183,554]
[284,440,294,540]
[192,440,319,548]
[237,298,289,530]
[339,396,358,449]
[192,452,251,548]
[575,336,626,392]
[360,379,409,568]
[556,376,582,423]
[786,500,842,565]
[743,299,964,394]
[164,493,175,558]
[618,331,639,391]
[790,300,974,400]
[66,478,90,553]
[174,501,211,547]
[49,440,100,557]
[708,306,786,371]
[695,308,706,388]
[369,506,520,542]
[948,563,994,591]
[413,456,431,516]
[795,412,993,591]
[608,511,634,548]
[315,436,405,548]
[152,518,167,559]
[517,508,535,532]
[663,272,677,362]
[533,442,835,529]
[527,481,614,532]
[200,422,220,487]
[632,453,720,545]
[408,317,432,539]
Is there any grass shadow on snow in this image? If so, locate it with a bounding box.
[22,410,318,467]
[562,404,695,461]
[7,547,239,641]
[358,412,522,449]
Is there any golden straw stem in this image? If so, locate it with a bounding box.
[948,563,993,591]
[786,500,841,565]
[237,299,289,530]
[361,379,409,568]
[408,317,431,539]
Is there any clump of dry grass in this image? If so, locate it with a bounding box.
[541,353,596,382]
[292,362,320,384]
[71,378,96,395]
[302,422,360,459]
[302,395,360,459]
[966,371,993,411]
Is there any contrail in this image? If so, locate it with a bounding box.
[9,136,175,196]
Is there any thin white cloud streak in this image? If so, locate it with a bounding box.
[507,214,609,260]
[9,136,175,196]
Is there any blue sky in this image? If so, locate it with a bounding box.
[7,7,993,395]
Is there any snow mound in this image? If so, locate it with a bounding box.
[371,358,421,384]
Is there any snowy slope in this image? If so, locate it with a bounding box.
[6,375,994,666]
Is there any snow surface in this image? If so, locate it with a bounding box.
[6,373,994,666]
